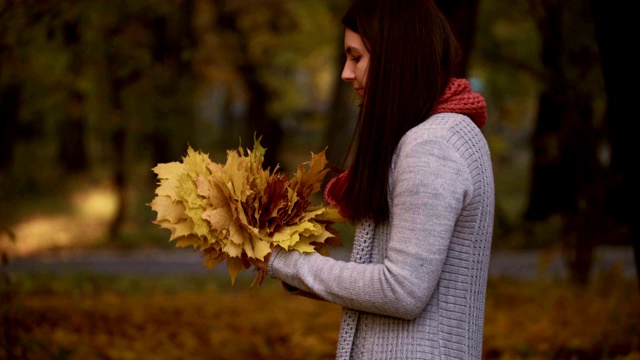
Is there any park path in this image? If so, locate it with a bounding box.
[4,245,636,281]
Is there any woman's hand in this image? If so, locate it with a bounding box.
[248,251,272,287]
[249,251,271,273]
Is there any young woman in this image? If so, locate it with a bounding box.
[254,0,495,358]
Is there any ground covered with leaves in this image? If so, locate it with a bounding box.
[2,270,639,359]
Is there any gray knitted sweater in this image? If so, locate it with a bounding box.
[268,113,495,359]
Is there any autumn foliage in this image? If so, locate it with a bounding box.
[149,138,344,285]
[3,271,639,360]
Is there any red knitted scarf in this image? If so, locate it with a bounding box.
[324,78,487,219]
[432,78,487,128]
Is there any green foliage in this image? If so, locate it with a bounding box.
[472,0,543,146]
[0,0,344,220]
[199,0,340,123]
[1,0,621,287]
[0,0,199,198]
[471,0,544,247]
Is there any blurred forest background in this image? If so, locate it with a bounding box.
[1,0,639,358]
[1,0,636,285]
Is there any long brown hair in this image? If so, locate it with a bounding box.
[338,0,460,223]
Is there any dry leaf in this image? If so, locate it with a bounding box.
[149,137,345,286]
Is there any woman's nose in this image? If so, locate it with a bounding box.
[341,62,354,82]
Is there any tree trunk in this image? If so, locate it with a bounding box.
[105,62,142,242]
[436,0,480,78]
[525,0,605,285]
[146,0,196,165]
[58,91,88,173]
[0,83,20,171]
[589,0,639,287]
[214,1,284,171]
[58,19,88,173]
[240,63,283,171]
[109,126,127,240]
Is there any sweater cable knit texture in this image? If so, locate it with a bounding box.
[268,78,494,359]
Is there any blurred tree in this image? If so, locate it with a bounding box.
[59,90,88,173]
[436,0,480,78]
[0,0,200,236]
[57,14,88,173]
[0,84,22,172]
[211,0,284,170]
[470,0,630,288]
[589,0,639,287]
[0,0,82,198]
[193,0,339,171]
[97,0,197,239]
[323,0,355,172]
[471,0,542,249]
[1,0,342,228]
[0,4,22,175]
[0,2,21,176]
[524,0,606,285]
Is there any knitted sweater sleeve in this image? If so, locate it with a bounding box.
[268,121,473,320]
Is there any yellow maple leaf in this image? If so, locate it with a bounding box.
[202,250,225,269]
[251,237,272,261]
[150,196,187,224]
[154,165,183,201]
[316,205,346,223]
[150,137,343,287]
[291,148,329,195]
[225,256,245,285]
[202,207,232,232]
[289,236,317,253]
[194,174,215,202]
[174,235,202,249]
[154,219,194,241]
[223,240,243,258]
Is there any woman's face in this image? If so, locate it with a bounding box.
[341,28,370,98]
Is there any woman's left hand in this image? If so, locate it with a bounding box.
[249,252,271,273]
[248,252,272,287]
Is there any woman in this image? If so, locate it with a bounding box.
[254,0,495,358]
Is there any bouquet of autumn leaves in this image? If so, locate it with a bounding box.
[149,137,344,286]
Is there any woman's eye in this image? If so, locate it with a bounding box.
[351,57,360,63]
